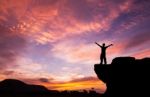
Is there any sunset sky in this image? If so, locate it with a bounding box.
[0,0,150,93]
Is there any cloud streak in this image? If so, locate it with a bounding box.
[1,0,135,44]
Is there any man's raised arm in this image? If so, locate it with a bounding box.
[106,44,113,48]
[95,42,102,47]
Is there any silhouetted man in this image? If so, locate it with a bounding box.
[95,42,113,64]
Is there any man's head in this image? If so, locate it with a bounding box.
[102,43,105,46]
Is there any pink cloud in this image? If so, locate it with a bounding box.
[131,49,150,59]
[1,0,133,44]
[0,25,27,71]
[52,41,98,64]
[52,40,127,64]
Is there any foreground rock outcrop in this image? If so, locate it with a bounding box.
[94,57,150,97]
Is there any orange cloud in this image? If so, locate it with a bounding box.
[40,77,106,93]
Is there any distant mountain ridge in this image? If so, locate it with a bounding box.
[94,57,150,97]
[0,79,50,94]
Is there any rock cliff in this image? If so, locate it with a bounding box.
[94,57,150,96]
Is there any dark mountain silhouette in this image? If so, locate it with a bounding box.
[94,57,150,97]
[0,79,100,97]
[0,79,49,93]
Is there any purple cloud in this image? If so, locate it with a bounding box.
[0,25,27,69]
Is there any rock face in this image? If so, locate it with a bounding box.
[94,57,150,97]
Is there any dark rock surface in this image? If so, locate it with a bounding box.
[94,57,150,97]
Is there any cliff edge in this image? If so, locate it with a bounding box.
[94,57,150,97]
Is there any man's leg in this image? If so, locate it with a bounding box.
[104,57,107,64]
[100,56,103,64]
